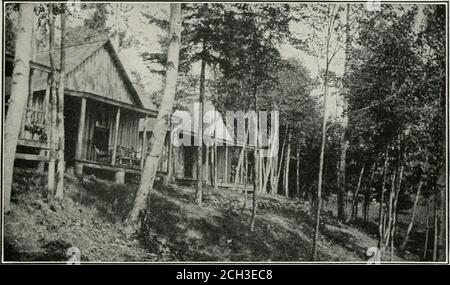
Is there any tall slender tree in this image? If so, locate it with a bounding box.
[309,3,344,260]
[125,3,182,231]
[3,3,34,213]
[55,5,66,202]
[47,4,58,204]
[337,4,351,221]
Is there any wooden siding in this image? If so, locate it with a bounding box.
[117,109,140,151]
[66,46,136,105]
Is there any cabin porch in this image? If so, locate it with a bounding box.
[70,93,153,183]
[11,89,153,184]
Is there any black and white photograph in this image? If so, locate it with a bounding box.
[1,0,448,266]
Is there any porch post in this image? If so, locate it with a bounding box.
[75,97,86,176]
[141,115,148,170]
[111,107,121,165]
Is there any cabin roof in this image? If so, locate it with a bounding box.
[140,108,241,146]
[34,40,105,74]
[33,39,155,112]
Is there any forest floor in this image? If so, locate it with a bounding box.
[4,168,415,262]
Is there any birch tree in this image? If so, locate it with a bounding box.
[401,180,422,249]
[55,6,66,202]
[337,4,351,220]
[306,3,345,260]
[3,3,34,213]
[125,3,182,231]
[47,4,58,203]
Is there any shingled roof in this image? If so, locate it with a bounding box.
[34,40,105,74]
[32,39,155,112]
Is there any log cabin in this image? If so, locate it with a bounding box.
[4,39,158,183]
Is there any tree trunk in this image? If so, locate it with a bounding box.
[243,148,248,209]
[296,146,300,198]
[311,57,330,261]
[273,125,288,195]
[225,145,229,183]
[383,171,396,248]
[401,181,422,249]
[55,8,66,202]
[3,3,34,213]
[348,164,365,222]
[364,163,375,223]
[270,154,277,195]
[390,161,403,260]
[195,57,206,206]
[258,153,263,194]
[249,72,259,232]
[284,130,291,197]
[250,148,258,232]
[433,189,439,261]
[262,136,275,194]
[377,148,389,249]
[434,163,445,261]
[311,5,338,257]
[213,134,218,190]
[423,197,430,260]
[233,129,249,191]
[124,4,181,231]
[337,3,351,221]
[206,146,210,185]
[48,4,58,203]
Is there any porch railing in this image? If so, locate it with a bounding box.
[86,144,141,170]
[19,107,47,142]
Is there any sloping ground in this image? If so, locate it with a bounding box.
[145,186,404,261]
[4,170,162,262]
[4,169,405,262]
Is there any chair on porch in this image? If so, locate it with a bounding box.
[92,145,113,164]
[115,145,141,169]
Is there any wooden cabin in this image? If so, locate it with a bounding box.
[5,39,158,183]
[140,110,260,190]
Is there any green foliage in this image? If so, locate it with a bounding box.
[346,4,445,200]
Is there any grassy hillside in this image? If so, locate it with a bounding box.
[4,169,411,262]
